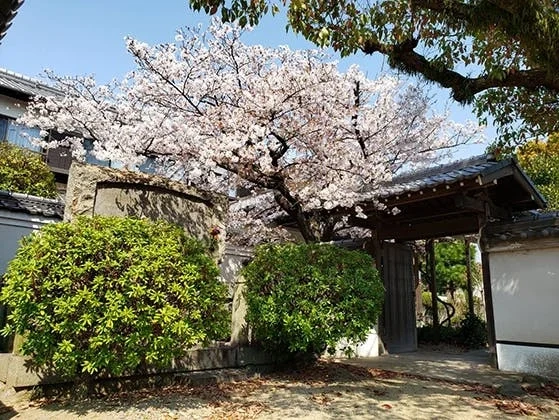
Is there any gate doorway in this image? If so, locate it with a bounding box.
[354,155,546,356]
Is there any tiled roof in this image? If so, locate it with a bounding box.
[0,190,64,218]
[0,0,23,43]
[373,154,546,206]
[484,211,559,242]
[0,67,61,98]
[378,155,496,196]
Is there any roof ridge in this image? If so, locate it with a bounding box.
[0,67,49,86]
[0,190,64,205]
[388,154,494,186]
[0,189,64,219]
[0,67,62,97]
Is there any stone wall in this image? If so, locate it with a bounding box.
[220,245,254,346]
[64,163,228,257]
[0,345,276,389]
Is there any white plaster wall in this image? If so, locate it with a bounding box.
[0,210,57,275]
[331,329,380,358]
[489,248,559,344]
[489,246,559,377]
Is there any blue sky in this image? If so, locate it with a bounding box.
[1,0,489,156]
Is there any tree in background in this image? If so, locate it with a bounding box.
[419,239,486,347]
[516,134,559,209]
[0,142,57,198]
[433,240,480,298]
[420,239,483,326]
[190,0,559,149]
[20,21,479,244]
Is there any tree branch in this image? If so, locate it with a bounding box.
[361,37,559,103]
[269,131,290,167]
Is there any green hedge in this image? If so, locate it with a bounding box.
[0,216,230,378]
[0,142,57,198]
[242,243,384,356]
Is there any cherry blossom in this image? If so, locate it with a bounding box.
[20,21,481,243]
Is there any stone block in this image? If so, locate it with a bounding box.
[64,162,228,258]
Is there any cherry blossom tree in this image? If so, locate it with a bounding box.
[21,21,480,244]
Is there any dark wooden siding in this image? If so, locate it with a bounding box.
[44,146,72,173]
[379,242,417,353]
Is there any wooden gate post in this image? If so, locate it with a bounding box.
[465,237,475,317]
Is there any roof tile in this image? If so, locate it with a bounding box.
[0,190,64,218]
[0,67,61,98]
[376,155,501,198]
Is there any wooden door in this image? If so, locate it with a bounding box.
[379,242,417,353]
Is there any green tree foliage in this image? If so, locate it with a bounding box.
[433,240,480,295]
[190,0,559,148]
[242,243,384,356]
[0,142,57,198]
[0,216,230,378]
[516,134,559,209]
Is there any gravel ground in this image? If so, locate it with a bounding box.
[1,361,558,419]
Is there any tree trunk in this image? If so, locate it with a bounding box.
[426,239,439,341]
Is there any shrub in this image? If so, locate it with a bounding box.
[457,313,487,349]
[0,216,230,378]
[417,313,487,349]
[417,324,458,344]
[242,243,384,356]
[0,142,57,198]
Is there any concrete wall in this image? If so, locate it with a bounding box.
[0,209,61,352]
[0,345,276,389]
[487,244,559,378]
[0,210,59,275]
[220,245,253,346]
[64,162,228,258]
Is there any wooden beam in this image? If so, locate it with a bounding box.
[481,251,498,368]
[478,190,511,220]
[362,209,475,228]
[376,215,480,241]
[480,165,513,184]
[454,195,485,213]
[363,178,481,209]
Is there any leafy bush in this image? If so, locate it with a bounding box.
[242,243,384,356]
[417,324,458,344]
[417,313,487,349]
[0,142,57,198]
[0,216,230,378]
[458,313,487,349]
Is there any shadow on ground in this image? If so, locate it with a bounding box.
[22,358,558,419]
[0,400,17,420]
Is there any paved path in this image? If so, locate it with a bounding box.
[340,349,547,388]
